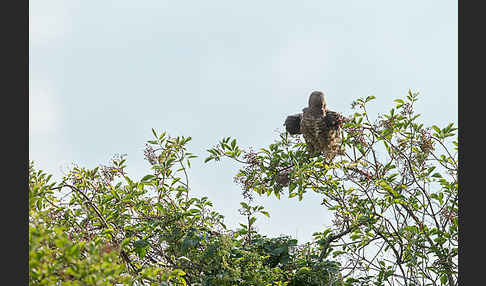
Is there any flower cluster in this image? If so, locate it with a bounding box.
[98,154,127,186]
[243,148,260,166]
[418,128,435,155]
[344,125,368,147]
[143,144,158,165]
[440,207,457,225]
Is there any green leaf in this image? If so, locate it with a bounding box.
[365,95,376,102]
[134,239,149,250]
[221,143,230,150]
[289,182,297,192]
[387,173,398,182]
[440,274,448,284]
[187,209,201,215]
[109,188,120,200]
[272,247,286,255]
[204,156,214,163]
[380,182,399,197]
[103,228,115,235]
[121,238,131,249]
[170,269,186,277]
[350,234,361,240]
[141,174,155,182]
[260,211,270,218]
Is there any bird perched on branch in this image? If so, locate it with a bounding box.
[284,91,344,160]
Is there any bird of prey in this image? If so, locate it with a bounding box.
[284,91,343,160]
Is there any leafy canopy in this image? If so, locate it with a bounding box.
[29,91,457,286]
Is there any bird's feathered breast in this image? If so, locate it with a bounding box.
[299,108,343,155]
[301,107,325,138]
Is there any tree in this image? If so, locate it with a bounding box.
[29,90,457,286]
[29,133,344,285]
[206,90,458,286]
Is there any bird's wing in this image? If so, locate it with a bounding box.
[284,113,303,135]
[324,110,344,128]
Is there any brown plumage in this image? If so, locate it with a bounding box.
[284,113,302,135]
[284,91,343,160]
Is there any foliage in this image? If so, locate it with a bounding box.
[206,90,458,286]
[29,131,343,285]
[30,90,457,286]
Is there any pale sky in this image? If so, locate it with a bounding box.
[29,0,457,243]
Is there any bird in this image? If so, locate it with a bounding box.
[284,91,343,160]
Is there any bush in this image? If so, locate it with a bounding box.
[30,91,457,286]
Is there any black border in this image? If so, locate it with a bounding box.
[458,0,482,285]
[6,0,28,283]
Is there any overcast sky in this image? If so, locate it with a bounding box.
[29,0,457,243]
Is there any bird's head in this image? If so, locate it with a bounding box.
[308,91,326,110]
